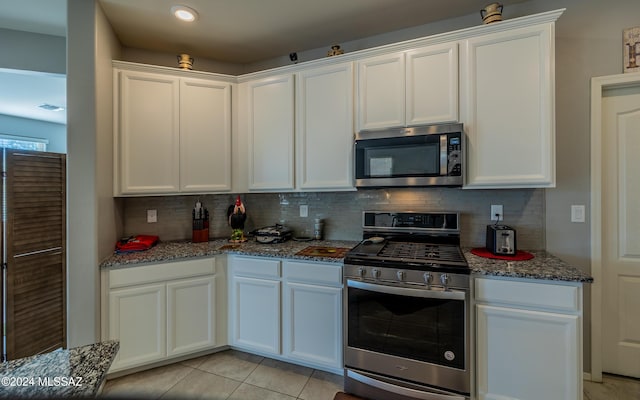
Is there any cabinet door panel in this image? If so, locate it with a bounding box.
[117,70,180,194]
[297,63,354,190]
[248,75,295,190]
[283,282,342,369]
[180,79,232,192]
[357,53,405,130]
[108,283,166,371]
[167,276,216,356]
[463,23,555,188]
[476,304,580,400]
[232,276,281,354]
[406,42,458,125]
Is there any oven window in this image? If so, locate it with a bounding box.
[347,284,465,369]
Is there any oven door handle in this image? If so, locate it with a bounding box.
[347,370,466,400]
[347,279,465,300]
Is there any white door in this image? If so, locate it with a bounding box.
[116,69,180,194]
[283,281,342,369]
[247,74,295,190]
[167,276,217,356]
[406,42,458,125]
[296,62,354,190]
[356,52,405,130]
[108,283,166,371]
[231,276,281,355]
[601,81,640,378]
[180,78,232,192]
[461,23,555,188]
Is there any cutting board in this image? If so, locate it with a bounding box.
[295,246,350,258]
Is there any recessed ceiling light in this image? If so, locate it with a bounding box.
[39,104,65,112]
[171,5,198,22]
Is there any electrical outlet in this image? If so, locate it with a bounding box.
[147,209,157,223]
[299,205,309,218]
[490,205,503,221]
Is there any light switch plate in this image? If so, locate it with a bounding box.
[147,209,157,223]
[571,205,585,223]
[300,205,308,218]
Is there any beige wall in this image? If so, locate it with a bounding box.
[67,0,122,347]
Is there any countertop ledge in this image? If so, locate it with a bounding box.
[99,240,593,283]
[465,249,593,283]
[99,239,360,269]
[0,340,119,398]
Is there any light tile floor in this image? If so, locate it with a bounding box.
[102,350,640,400]
[584,374,640,400]
[101,349,343,400]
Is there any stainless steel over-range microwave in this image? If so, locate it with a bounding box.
[354,123,463,188]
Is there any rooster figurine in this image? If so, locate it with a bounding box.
[227,195,247,242]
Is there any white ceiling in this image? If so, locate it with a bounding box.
[0,0,527,124]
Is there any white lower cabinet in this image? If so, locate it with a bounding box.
[103,257,226,373]
[229,255,343,373]
[283,261,342,371]
[167,276,217,357]
[475,277,583,400]
[108,283,166,369]
[232,275,281,355]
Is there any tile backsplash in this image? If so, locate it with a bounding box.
[122,188,545,249]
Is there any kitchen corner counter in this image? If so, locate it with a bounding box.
[99,239,360,269]
[465,249,593,283]
[0,340,119,398]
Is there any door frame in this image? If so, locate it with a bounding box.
[590,71,640,382]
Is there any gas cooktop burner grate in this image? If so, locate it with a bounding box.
[378,242,466,265]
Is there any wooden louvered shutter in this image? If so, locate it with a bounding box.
[4,149,66,360]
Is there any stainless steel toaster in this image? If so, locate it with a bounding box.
[486,225,517,256]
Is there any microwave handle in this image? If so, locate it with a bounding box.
[347,279,465,301]
[347,369,466,400]
[440,134,448,176]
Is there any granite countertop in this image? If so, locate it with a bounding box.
[465,248,593,283]
[100,239,593,283]
[100,238,360,269]
[0,340,119,398]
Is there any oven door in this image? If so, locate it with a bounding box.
[344,279,470,396]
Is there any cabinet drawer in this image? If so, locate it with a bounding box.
[475,278,579,313]
[232,256,281,278]
[284,261,342,286]
[110,258,216,288]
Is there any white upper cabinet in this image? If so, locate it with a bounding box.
[179,78,232,193]
[247,74,296,191]
[115,69,180,194]
[461,22,556,188]
[356,42,458,131]
[245,63,355,192]
[296,62,354,190]
[357,53,405,130]
[113,63,233,195]
[406,43,459,125]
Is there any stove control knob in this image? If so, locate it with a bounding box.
[397,270,406,281]
[372,268,381,279]
[440,273,450,289]
[357,267,366,277]
[423,272,433,285]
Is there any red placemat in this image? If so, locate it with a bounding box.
[471,247,534,261]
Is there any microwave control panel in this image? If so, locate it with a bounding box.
[447,136,462,176]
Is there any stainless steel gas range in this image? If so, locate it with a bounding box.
[343,211,471,400]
